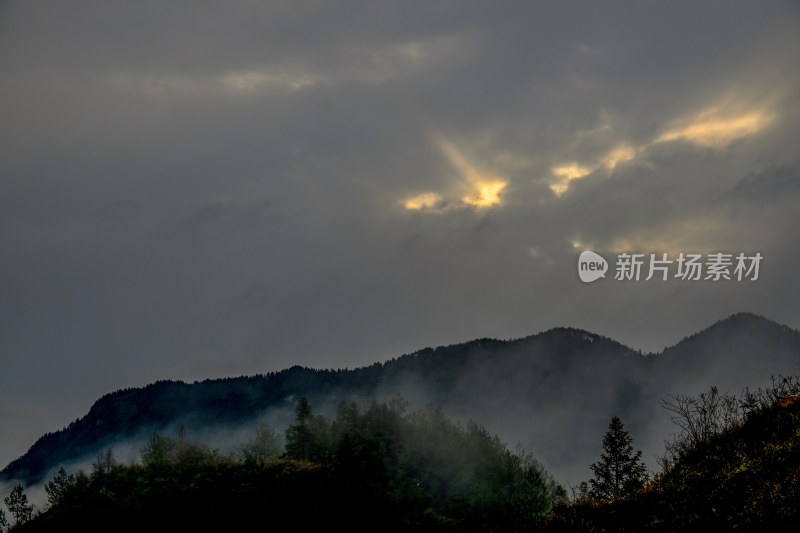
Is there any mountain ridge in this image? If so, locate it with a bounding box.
[3,312,798,486]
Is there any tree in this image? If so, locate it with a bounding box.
[0,509,8,533]
[45,467,76,508]
[660,385,741,470]
[239,419,283,463]
[285,397,331,461]
[141,433,177,467]
[588,416,649,500]
[295,397,312,423]
[4,484,33,526]
[92,448,118,475]
[574,481,590,501]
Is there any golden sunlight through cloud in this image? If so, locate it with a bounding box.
[549,164,592,196]
[437,136,508,209]
[399,136,509,211]
[601,145,636,171]
[437,137,484,183]
[403,192,443,211]
[462,180,507,208]
[550,145,636,197]
[655,109,773,148]
[545,100,775,199]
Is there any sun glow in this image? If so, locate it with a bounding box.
[403,192,443,211]
[549,164,592,196]
[655,109,772,148]
[462,180,507,208]
[601,145,636,171]
[437,137,508,209]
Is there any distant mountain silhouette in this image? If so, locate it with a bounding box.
[2,312,798,486]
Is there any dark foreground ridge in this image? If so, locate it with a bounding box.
[544,379,800,531]
[13,399,565,532]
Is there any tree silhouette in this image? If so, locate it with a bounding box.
[285,397,330,461]
[239,419,283,463]
[4,484,33,525]
[45,467,76,508]
[588,416,649,500]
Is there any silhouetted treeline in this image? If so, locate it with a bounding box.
[14,398,565,532]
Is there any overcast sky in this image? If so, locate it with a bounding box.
[1,1,799,467]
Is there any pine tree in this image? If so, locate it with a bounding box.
[284,397,319,460]
[588,416,649,500]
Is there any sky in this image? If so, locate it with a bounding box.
[1,1,799,468]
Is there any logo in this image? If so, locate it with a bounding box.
[578,251,608,283]
[575,251,762,283]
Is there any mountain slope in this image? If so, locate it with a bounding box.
[546,384,800,531]
[2,313,798,486]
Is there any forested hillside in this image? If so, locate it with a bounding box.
[7,399,564,532]
[2,313,798,487]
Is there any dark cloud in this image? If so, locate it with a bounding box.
[730,166,800,201]
[1,0,799,468]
